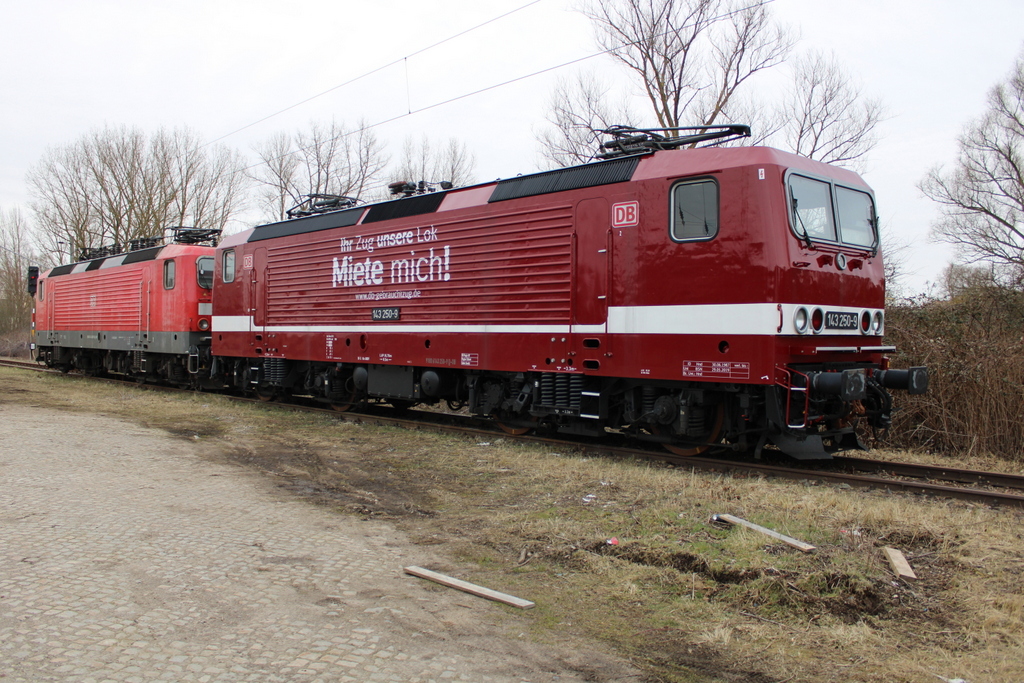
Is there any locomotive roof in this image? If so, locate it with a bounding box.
[43,242,213,278]
[226,145,871,248]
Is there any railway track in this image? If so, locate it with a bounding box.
[0,357,45,371]
[3,356,1023,508]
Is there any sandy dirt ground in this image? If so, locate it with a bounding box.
[0,403,647,682]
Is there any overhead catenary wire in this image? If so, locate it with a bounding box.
[234,0,776,180]
[203,0,545,148]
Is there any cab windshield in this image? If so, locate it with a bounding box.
[788,173,876,249]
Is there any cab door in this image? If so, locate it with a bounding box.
[572,198,610,331]
[247,247,268,346]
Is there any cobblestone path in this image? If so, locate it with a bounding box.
[0,406,640,682]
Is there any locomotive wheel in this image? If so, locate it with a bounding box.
[330,388,362,412]
[497,422,531,436]
[660,403,725,457]
[496,415,538,436]
[256,387,277,402]
[329,377,361,412]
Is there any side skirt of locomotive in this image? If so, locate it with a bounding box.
[218,357,926,460]
[34,335,219,389]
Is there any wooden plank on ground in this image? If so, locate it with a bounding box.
[711,514,816,553]
[404,566,535,609]
[881,547,918,580]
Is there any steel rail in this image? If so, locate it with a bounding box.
[0,358,45,370]
[829,455,1024,491]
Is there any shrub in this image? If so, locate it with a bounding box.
[884,284,1024,459]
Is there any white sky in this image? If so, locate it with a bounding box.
[2,0,1022,294]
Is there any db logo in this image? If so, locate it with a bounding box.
[243,254,253,269]
[612,201,639,228]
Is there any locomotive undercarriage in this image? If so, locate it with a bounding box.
[36,345,218,389]
[226,356,911,460]
[36,343,910,459]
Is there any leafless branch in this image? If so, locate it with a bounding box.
[27,126,247,262]
[0,207,40,334]
[580,0,792,130]
[536,71,639,168]
[249,120,389,222]
[779,50,884,168]
[391,136,477,190]
[921,52,1024,273]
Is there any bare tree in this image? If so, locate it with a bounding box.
[249,132,299,223]
[941,262,1009,298]
[27,144,94,263]
[879,229,912,302]
[536,71,640,167]
[390,136,476,191]
[250,120,389,222]
[921,52,1024,274]
[582,0,793,131]
[0,207,41,338]
[27,126,247,262]
[540,1,889,168]
[536,0,793,165]
[165,132,246,235]
[777,50,884,168]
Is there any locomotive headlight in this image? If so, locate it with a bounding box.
[872,311,884,334]
[198,318,211,331]
[860,310,872,334]
[794,306,810,334]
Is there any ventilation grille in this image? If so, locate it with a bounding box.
[249,207,364,243]
[537,373,584,411]
[488,157,640,203]
[121,246,163,264]
[362,192,447,224]
[263,358,289,385]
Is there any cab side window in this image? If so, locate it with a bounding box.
[163,259,176,290]
[223,250,235,283]
[196,256,214,289]
[671,179,719,241]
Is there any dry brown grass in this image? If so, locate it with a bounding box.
[4,367,1024,682]
[885,286,1024,460]
[0,330,32,357]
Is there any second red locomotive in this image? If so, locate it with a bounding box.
[30,229,219,385]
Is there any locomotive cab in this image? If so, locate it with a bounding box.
[767,164,927,456]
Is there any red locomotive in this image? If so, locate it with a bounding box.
[29,229,220,385]
[30,126,926,459]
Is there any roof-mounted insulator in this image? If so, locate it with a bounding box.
[388,180,454,197]
[128,236,164,251]
[169,227,222,246]
[286,194,360,219]
[79,245,123,261]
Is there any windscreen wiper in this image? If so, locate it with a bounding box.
[790,193,815,250]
